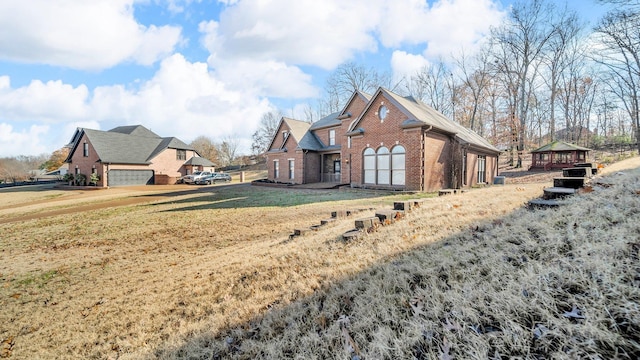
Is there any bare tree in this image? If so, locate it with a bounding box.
[190,136,219,164]
[457,50,493,133]
[321,62,396,114]
[251,110,282,156]
[217,136,241,167]
[594,3,640,152]
[541,7,582,141]
[405,59,454,116]
[491,0,557,167]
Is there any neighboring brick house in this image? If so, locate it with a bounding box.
[65,125,215,187]
[266,87,500,192]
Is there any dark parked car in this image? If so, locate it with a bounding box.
[195,172,231,185]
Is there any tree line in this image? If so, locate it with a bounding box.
[253,0,640,167]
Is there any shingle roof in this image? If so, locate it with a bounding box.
[309,111,341,130]
[68,125,196,164]
[297,131,323,151]
[283,117,311,142]
[531,141,591,153]
[184,156,215,166]
[363,88,501,154]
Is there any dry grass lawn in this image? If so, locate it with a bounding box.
[1,159,639,359]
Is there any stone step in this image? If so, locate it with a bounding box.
[562,167,591,178]
[438,189,467,196]
[553,177,586,189]
[354,217,381,232]
[574,162,598,175]
[394,201,414,212]
[342,229,363,241]
[543,187,577,200]
[375,209,404,225]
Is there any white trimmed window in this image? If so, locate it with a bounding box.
[391,145,406,185]
[363,148,376,184]
[478,155,486,183]
[363,145,405,186]
[274,160,279,179]
[377,147,390,185]
[329,129,336,146]
[288,159,294,180]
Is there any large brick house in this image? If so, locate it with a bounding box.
[266,87,500,192]
[65,125,214,187]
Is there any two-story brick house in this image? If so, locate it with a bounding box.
[266,87,500,192]
[65,125,215,187]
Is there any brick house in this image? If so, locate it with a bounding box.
[266,87,500,192]
[65,125,215,187]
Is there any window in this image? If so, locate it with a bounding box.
[462,151,467,186]
[363,145,405,186]
[274,160,279,179]
[288,159,294,180]
[391,145,406,185]
[83,143,89,157]
[347,136,351,149]
[176,149,186,160]
[329,129,336,146]
[377,147,390,185]
[378,105,388,121]
[477,155,486,184]
[363,148,376,184]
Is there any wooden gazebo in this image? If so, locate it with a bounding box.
[529,141,591,171]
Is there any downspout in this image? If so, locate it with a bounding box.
[105,163,110,187]
[348,153,352,186]
[303,150,308,184]
[421,126,433,191]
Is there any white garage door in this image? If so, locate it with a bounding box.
[108,170,154,186]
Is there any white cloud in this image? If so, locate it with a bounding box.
[377,0,504,58]
[0,0,182,70]
[201,0,379,70]
[0,76,89,122]
[0,123,50,157]
[0,55,275,156]
[390,51,432,81]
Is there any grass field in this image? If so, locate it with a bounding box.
[1,160,639,359]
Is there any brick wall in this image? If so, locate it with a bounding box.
[68,133,104,186]
[313,126,341,147]
[266,121,306,183]
[345,92,439,191]
[150,149,199,178]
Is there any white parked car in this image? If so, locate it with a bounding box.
[182,171,212,184]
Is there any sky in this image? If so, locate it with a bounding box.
[0,0,611,158]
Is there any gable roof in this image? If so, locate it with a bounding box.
[267,117,311,152]
[350,87,500,154]
[66,125,196,164]
[531,141,591,153]
[184,156,215,166]
[340,90,372,118]
[309,111,341,130]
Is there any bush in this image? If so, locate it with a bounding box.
[75,173,86,186]
[90,173,100,185]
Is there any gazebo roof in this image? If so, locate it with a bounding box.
[531,141,591,153]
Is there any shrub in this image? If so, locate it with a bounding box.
[75,173,86,186]
[90,173,100,185]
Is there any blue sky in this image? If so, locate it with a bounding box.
[0,0,610,158]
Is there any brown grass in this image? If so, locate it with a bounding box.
[1,158,639,359]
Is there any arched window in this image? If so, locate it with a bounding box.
[377,147,390,185]
[391,145,405,185]
[363,148,376,184]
